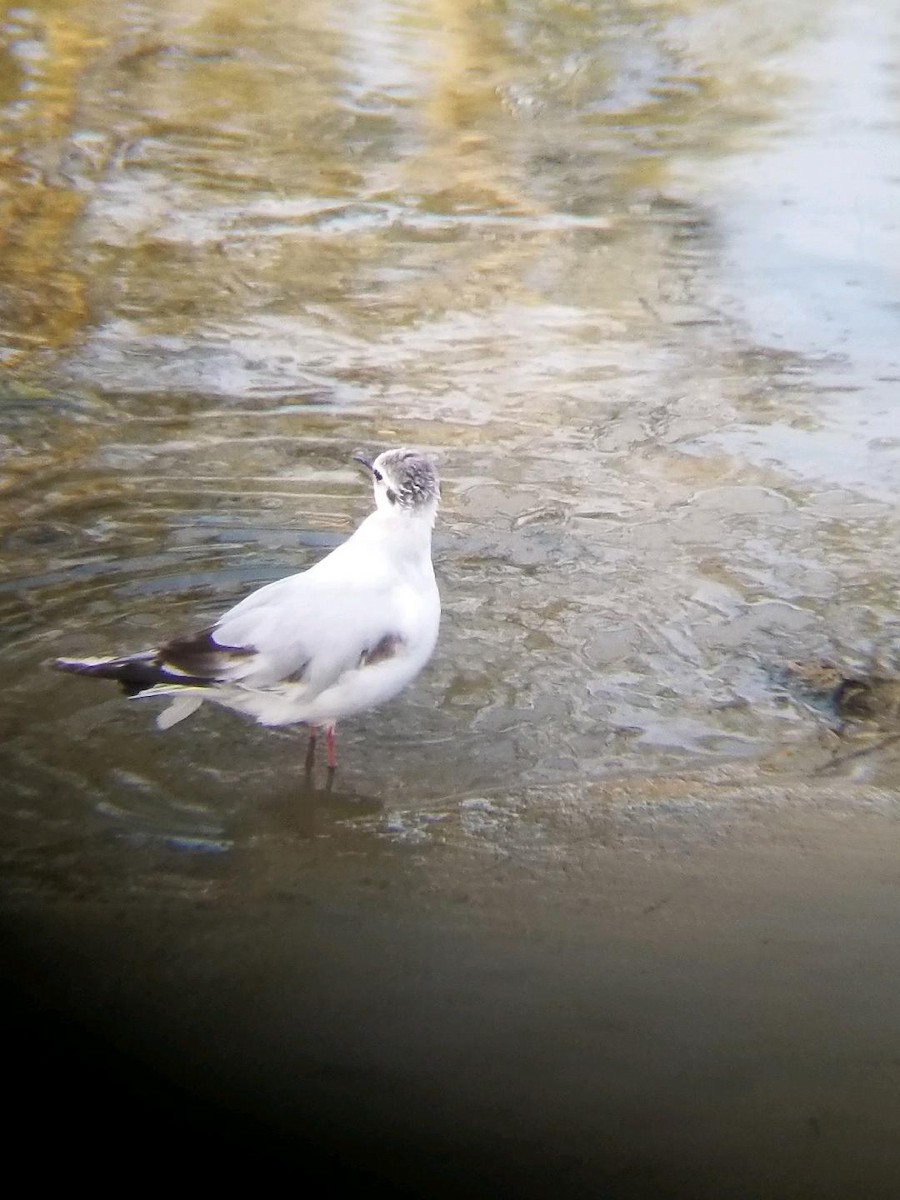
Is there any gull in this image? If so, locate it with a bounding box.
[53,447,441,771]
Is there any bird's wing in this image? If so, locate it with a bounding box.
[160,568,410,696]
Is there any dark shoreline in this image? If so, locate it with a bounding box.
[5,784,900,1200]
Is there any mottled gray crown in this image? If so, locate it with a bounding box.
[376,448,440,509]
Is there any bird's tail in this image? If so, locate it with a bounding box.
[52,652,167,696]
[52,653,208,728]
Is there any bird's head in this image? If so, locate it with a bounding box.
[354,447,440,521]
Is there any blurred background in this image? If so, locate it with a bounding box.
[2,1,900,1195]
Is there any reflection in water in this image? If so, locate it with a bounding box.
[236,765,384,843]
[0,9,105,364]
[673,0,900,500]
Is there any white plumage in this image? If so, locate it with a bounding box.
[54,447,441,769]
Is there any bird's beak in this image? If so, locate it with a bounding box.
[352,452,374,473]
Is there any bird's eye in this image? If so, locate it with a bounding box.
[373,469,383,482]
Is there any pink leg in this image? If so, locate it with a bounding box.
[325,724,337,771]
[304,726,317,775]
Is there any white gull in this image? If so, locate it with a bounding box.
[53,447,441,770]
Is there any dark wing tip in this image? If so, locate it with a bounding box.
[161,626,255,679]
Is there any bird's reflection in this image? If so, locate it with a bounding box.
[243,760,385,842]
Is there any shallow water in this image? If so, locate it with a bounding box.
[3,0,900,1194]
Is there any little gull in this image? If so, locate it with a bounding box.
[53,447,441,770]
